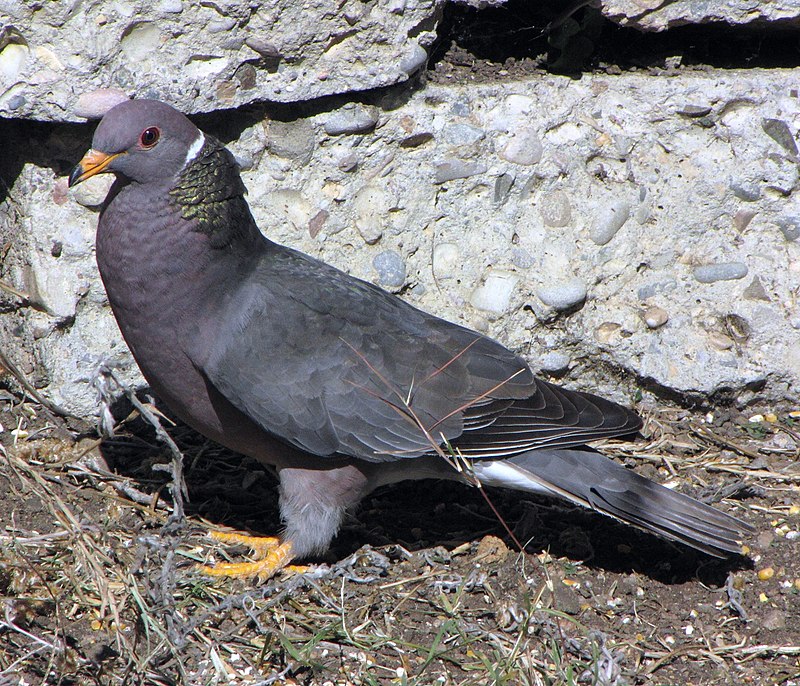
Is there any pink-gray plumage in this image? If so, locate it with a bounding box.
[69,100,752,577]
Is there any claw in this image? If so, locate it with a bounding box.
[199,531,296,581]
[207,531,282,555]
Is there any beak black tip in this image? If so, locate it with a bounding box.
[67,165,83,188]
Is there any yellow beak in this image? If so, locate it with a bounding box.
[68,149,123,187]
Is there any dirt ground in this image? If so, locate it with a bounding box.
[1,388,799,685]
[2,2,800,685]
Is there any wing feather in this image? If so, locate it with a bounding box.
[197,245,640,462]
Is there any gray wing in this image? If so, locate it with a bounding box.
[196,246,639,462]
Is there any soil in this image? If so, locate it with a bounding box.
[1,385,798,685]
[2,2,800,684]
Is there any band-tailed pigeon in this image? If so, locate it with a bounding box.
[69,100,752,578]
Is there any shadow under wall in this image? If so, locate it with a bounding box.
[0,118,92,204]
[0,72,425,205]
[429,0,800,74]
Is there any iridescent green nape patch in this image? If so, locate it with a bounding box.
[170,135,255,249]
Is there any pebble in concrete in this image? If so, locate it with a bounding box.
[399,43,428,75]
[536,277,587,311]
[353,185,394,245]
[494,173,514,205]
[539,190,572,228]
[708,332,734,351]
[693,262,748,283]
[730,179,760,202]
[512,248,534,269]
[677,104,712,117]
[120,23,161,62]
[498,128,543,166]
[590,200,630,245]
[372,250,406,290]
[743,276,770,301]
[0,41,28,82]
[337,153,359,172]
[157,0,183,12]
[74,88,129,119]
[324,104,378,135]
[594,322,621,344]
[643,305,669,329]
[432,242,460,279]
[470,270,518,315]
[637,277,678,300]
[540,351,570,374]
[308,209,328,238]
[399,132,434,148]
[266,120,316,162]
[434,160,487,184]
[762,118,798,156]
[270,189,313,233]
[733,209,756,232]
[778,217,800,242]
[443,123,485,146]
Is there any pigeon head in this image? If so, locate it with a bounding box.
[69,99,204,187]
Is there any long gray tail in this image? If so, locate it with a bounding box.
[472,448,754,557]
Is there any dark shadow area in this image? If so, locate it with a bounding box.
[429,0,800,77]
[0,76,422,204]
[351,480,752,587]
[1,1,798,202]
[634,369,774,414]
[0,118,92,204]
[99,407,751,588]
[192,76,423,145]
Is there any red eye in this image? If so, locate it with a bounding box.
[140,127,160,148]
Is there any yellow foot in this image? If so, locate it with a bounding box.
[208,531,281,553]
[199,531,296,582]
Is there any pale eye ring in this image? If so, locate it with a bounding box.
[140,127,160,148]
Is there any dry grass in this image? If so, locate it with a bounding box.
[1,397,799,685]
[0,438,613,685]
